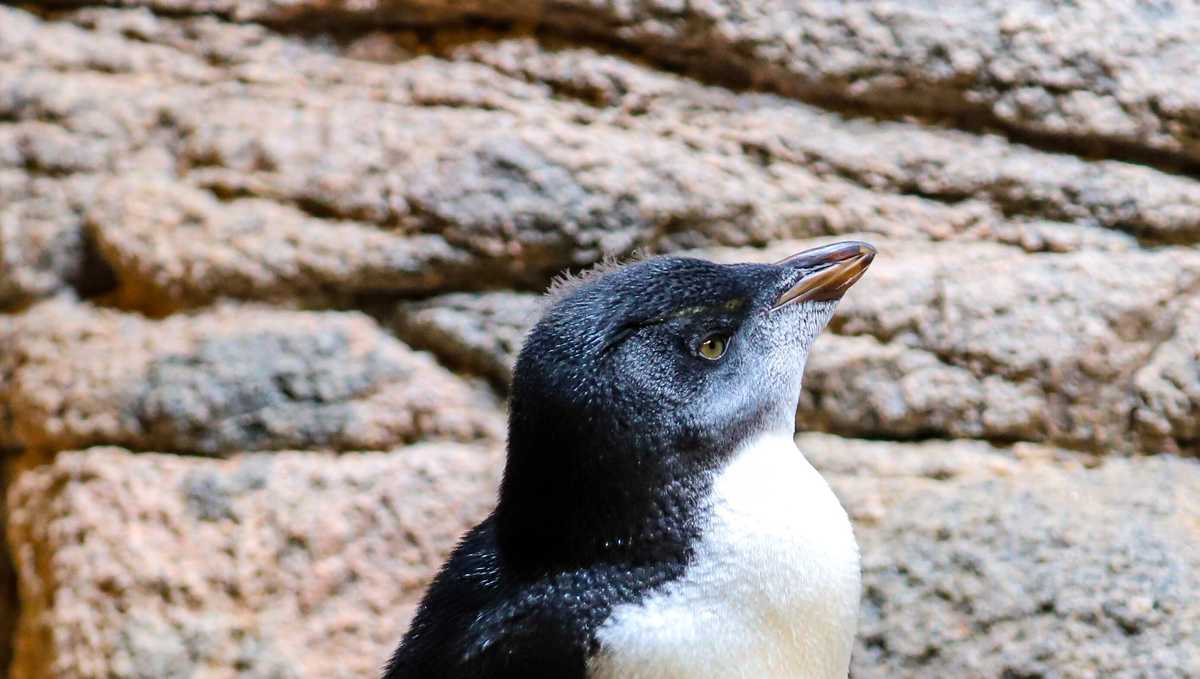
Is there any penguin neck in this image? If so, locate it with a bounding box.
[496,414,717,576]
[495,392,798,577]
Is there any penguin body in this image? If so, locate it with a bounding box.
[384,242,875,679]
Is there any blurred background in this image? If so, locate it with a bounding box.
[1,1,1199,677]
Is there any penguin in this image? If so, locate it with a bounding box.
[383,240,876,679]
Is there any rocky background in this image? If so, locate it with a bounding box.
[1,1,1199,677]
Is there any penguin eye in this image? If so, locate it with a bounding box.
[696,333,729,361]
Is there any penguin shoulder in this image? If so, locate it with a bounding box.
[385,517,603,679]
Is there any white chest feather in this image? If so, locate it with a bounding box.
[589,434,861,679]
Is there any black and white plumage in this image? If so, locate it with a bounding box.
[383,241,876,679]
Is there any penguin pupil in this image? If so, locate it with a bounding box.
[698,334,728,360]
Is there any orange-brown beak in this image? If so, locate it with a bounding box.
[772,241,876,309]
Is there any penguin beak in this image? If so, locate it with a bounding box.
[772,241,876,309]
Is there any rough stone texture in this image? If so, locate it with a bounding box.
[800,435,1200,679]
[6,443,502,679]
[8,437,1198,679]
[0,174,109,310]
[39,0,1200,167]
[0,465,15,678]
[2,1,1200,678]
[818,240,1200,453]
[0,298,502,455]
[88,179,477,312]
[392,291,543,387]
[5,5,1200,309]
[467,39,1200,246]
[1133,297,1200,454]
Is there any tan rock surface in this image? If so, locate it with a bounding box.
[392,291,543,387]
[804,435,1200,679]
[469,38,1200,245]
[7,437,1198,679]
[2,1,1200,677]
[1133,297,1200,454]
[0,174,110,310]
[4,6,1200,309]
[0,299,502,455]
[6,443,501,679]
[36,0,1200,165]
[0,467,14,677]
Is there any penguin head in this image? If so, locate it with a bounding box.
[501,241,875,565]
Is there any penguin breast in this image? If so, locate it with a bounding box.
[589,433,862,679]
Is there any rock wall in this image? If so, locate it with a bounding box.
[2,2,1199,677]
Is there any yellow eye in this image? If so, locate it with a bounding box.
[697,334,728,360]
